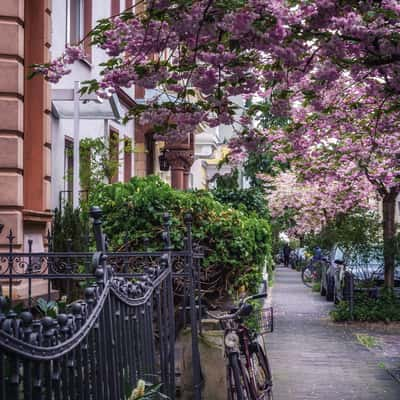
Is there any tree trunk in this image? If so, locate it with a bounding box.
[382,189,398,288]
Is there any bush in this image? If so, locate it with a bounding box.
[212,185,269,219]
[330,290,400,322]
[89,176,272,295]
[52,204,89,252]
[312,282,321,293]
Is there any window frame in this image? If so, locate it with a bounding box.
[109,129,120,184]
[64,137,74,204]
[66,0,92,62]
[123,137,133,183]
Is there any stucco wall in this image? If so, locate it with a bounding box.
[51,0,135,209]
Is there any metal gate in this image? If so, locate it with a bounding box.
[0,207,202,399]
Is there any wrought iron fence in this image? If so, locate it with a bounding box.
[99,212,204,400]
[0,207,203,400]
[341,271,400,320]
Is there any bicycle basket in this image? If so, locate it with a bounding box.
[244,307,274,334]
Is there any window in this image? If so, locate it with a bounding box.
[79,140,91,191]
[124,138,132,182]
[67,0,84,45]
[66,0,92,61]
[145,134,155,175]
[64,138,74,205]
[109,130,119,183]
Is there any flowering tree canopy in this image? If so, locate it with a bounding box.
[259,3,400,287]
[265,171,375,236]
[34,1,400,138]
[33,0,400,285]
[267,74,399,192]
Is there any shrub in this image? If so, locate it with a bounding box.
[330,290,400,322]
[212,184,270,219]
[312,282,321,293]
[52,204,89,252]
[89,176,272,295]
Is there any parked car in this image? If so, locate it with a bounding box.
[320,246,383,302]
[371,266,400,286]
[331,248,400,303]
[332,262,382,303]
[319,246,343,301]
[320,259,340,301]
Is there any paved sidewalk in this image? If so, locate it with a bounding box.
[267,267,400,400]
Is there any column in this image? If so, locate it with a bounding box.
[0,0,54,302]
[23,0,53,249]
[0,0,25,249]
[165,148,194,190]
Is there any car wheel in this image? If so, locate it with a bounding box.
[326,278,334,301]
[334,286,340,304]
[320,281,326,296]
[334,293,339,304]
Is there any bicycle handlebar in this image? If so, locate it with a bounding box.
[207,292,267,321]
[250,292,268,301]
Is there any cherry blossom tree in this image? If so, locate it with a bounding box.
[33,1,400,131]
[32,1,400,285]
[254,1,400,287]
[33,2,396,135]
[266,70,400,287]
[264,171,375,237]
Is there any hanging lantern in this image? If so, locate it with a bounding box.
[159,149,170,171]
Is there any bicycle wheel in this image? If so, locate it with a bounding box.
[228,353,253,400]
[250,343,273,400]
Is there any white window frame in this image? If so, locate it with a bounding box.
[66,0,85,45]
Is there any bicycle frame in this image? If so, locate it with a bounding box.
[222,319,261,396]
[207,292,271,399]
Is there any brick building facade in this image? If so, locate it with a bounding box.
[0,0,219,254]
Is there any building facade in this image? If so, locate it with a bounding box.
[51,0,136,210]
[0,0,244,254]
[51,0,197,200]
[0,0,52,251]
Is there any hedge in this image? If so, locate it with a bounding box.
[89,176,272,295]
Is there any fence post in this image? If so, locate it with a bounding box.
[7,229,15,308]
[196,256,202,336]
[343,271,354,321]
[90,206,109,286]
[348,273,354,321]
[184,213,202,400]
[162,213,173,251]
[90,206,105,252]
[161,213,176,398]
[160,252,176,398]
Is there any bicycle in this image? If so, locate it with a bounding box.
[207,293,273,400]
